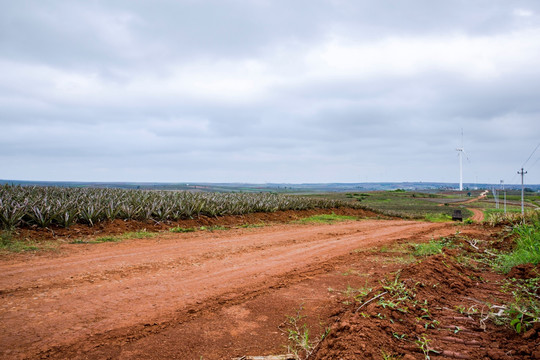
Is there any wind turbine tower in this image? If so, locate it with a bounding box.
[456,129,467,191]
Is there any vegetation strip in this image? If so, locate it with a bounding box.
[0,185,361,230]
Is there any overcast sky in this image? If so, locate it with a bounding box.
[1,1,539,185]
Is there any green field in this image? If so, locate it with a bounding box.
[485,190,540,207]
[0,185,361,230]
[3,184,537,231]
[307,190,474,220]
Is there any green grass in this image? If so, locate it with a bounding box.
[199,225,228,231]
[71,230,158,244]
[0,230,55,252]
[170,225,230,233]
[424,213,452,222]
[309,191,473,220]
[170,227,196,233]
[238,223,266,228]
[485,191,540,205]
[413,237,454,257]
[123,230,158,239]
[94,236,119,243]
[297,213,358,224]
[72,236,121,244]
[496,219,540,273]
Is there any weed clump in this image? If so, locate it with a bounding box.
[496,219,540,273]
[501,277,540,334]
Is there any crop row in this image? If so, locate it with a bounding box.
[0,185,360,229]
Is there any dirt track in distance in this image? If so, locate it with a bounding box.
[468,207,485,222]
[0,219,464,359]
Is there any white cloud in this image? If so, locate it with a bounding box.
[514,9,534,17]
[303,29,540,81]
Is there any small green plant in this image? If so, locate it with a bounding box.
[281,305,329,359]
[413,237,453,256]
[381,350,402,360]
[454,304,478,315]
[423,319,440,329]
[415,335,432,360]
[372,272,416,314]
[170,227,196,233]
[501,277,540,333]
[342,281,372,303]
[381,272,414,300]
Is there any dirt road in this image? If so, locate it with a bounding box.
[469,207,485,222]
[0,219,459,359]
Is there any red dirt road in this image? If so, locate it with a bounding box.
[469,207,485,222]
[0,220,459,359]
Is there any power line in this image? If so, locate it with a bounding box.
[521,142,540,168]
[508,142,540,184]
[530,156,540,169]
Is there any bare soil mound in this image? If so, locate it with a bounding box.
[312,247,539,359]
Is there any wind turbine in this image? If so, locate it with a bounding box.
[456,129,468,191]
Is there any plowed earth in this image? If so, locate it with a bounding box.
[0,211,536,359]
[312,251,540,360]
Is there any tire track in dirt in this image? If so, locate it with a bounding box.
[468,207,485,222]
[0,220,457,359]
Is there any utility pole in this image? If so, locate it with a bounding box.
[492,187,499,209]
[518,168,527,216]
[500,180,506,214]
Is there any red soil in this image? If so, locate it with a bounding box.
[12,207,379,244]
[0,214,536,359]
[469,208,485,222]
[312,239,539,360]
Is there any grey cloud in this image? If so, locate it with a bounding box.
[1,0,539,183]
